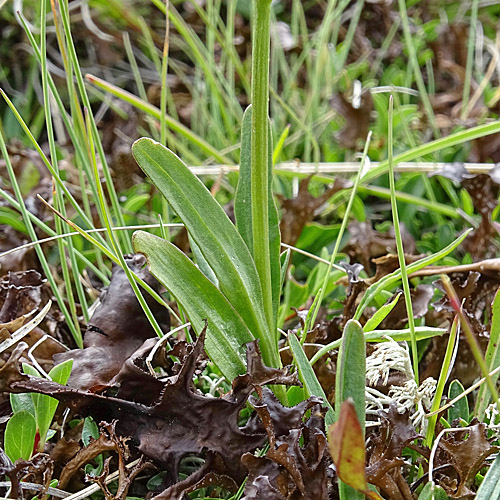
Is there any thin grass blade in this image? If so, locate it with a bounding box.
[363,293,401,332]
[354,229,471,320]
[287,332,335,426]
[476,287,500,419]
[425,316,459,446]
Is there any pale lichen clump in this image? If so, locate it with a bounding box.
[365,337,437,431]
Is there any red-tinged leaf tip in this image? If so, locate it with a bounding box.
[33,430,41,455]
[85,74,95,82]
[329,400,385,499]
[328,399,367,493]
[366,489,385,500]
[441,274,462,312]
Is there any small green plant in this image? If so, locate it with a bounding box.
[82,416,104,477]
[4,411,36,463]
[7,359,73,459]
[132,0,284,399]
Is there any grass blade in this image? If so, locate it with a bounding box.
[353,229,472,320]
[58,0,131,252]
[84,110,166,341]
[85,74,231,164]
[388,95,418,382]
[441,275,500,415]
[476,288,500,419]
[288,331,335,426]
[363,293,401,332]
[397,0,438,137]
[425,316,459,446]
[306,132,372,335]
[0,125,83,347]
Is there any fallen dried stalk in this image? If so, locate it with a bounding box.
[410,258,500,277]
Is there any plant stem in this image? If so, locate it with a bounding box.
[397,0,439,138]
[425,315,459,447]
[305,131,372,336]
[461,0,479,119]
[251,0,273,332]
[388,96,418,384]
[441,275,500,416]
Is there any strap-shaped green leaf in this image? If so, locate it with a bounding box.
[476,454,500,500]
[235,106,281,332]
[335,319,366,500]
[235,106,253,251]
[335,320,366,426]
[133,231,253,380]
[132,138,278,369]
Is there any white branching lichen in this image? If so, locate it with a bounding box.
[365,337,437,431]
[366,338,414,386]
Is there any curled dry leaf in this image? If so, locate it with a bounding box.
[0,448,53,500]
[278,176,351,247]
[242,391,330,500]
[58,421,125,490]
[366,405,423,500]
[83,421,153,500]
[1,332,306,496]
[54,254,170,391]
[434,419,499,498]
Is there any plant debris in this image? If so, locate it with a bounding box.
[433,420,499,498]
[1,330,333,497]
[54,254,170,391]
